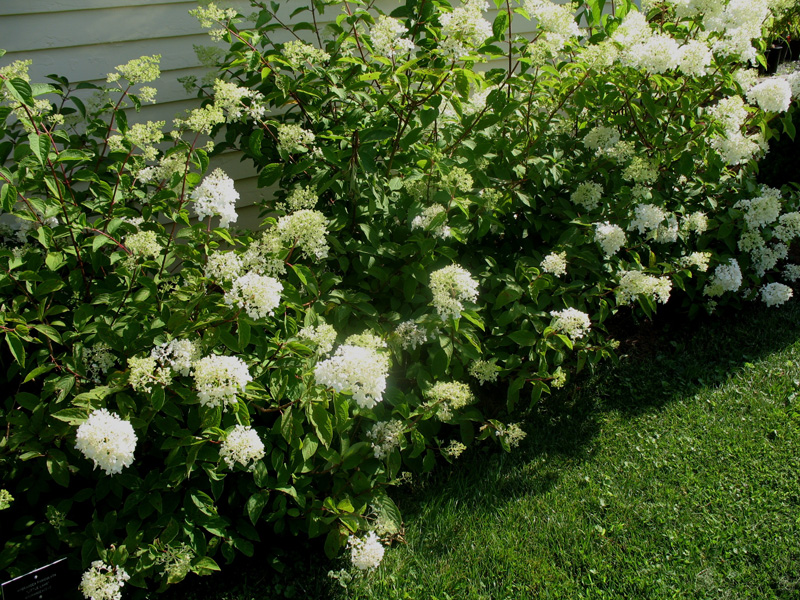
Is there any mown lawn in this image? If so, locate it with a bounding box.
[160,300,800,600]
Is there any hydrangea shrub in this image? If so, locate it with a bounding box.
[0,0,799,594]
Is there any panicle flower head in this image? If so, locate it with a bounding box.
[225,272,283,320]
[442,166,474,192]
[220,425,265,470]
[128,355,172,393]
[746,77,793,113]
[571,182,603,211]
[192,168,239,228]
[281,186,318,212]
[429,264,479,321]
[682,211,708,234]
[83,343,116,384]
[107,55,161,84]
[282,40,331,67]
[710,95,749,131]
[523,0,582,50]
[108,121,165,161]
[79,561,130,600]
[394,320,429,350]
[125,230,161,260]
[704,258,743,297]
[411,204,450,239]
[761,282,793,307]
[623,157,658,184]
[75,409,137,475]
[783,264,800,282]
[213,79,265,122]
[442,440,467,459]
[193,355,252,408]
[367,420,405,459]
[678,39,713,77]
[710,129,764,165]
[594,222,626,256]
[540,251,567,276]
[314,344,389,409]
[277,123,315,153]
[495,422,527,448]
[583,125,620,154]
[190,3,237,40]
[0,489,13,510]
[774,212,800,243]
[370,15,415,58]
[275,209,329,260]
[151,339,201,377]
[348,532,385,571]
[737,186,782,229]
[628,203,666,234]
[426,381,475,421]
[617,270,673,304]
[468,359,499,385]
[439,0,492,58]
[550,307,591,340]
[173,104,225,135]
[611,11,651,49]
[204,251,243,282]
[299,322,338,355]
[679,251,712,272]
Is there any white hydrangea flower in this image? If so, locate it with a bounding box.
[282,40,331,68]
[213,79,266,122]
[623,157,658,184]
[151,339,201,377]
[298,322,337,355]
[710,129,764,166]
[540,251,567,276]
[442,440,467,459]
[344,331,387,350]
[193,355,252,408]
[276,123,315,153]
[128,355,172,393]
[682,211,708,234]
[710,95,749,131]
[523,0,582,51]
[737,187,782,229]
[746,77,793,113]
[367,420,405,459]
[570,182,603,211]
[761,282,793,307]
[426,381,475,421]
[314,344,389,409]
[348,532,385,571]
[192,169,239,228]
[616,270,672,304]
[583,125,620,154]
[495,422,527,448]
[79,561,130,600]
[774,212,800,243]
[469,359,499,385]
[550,307,591,340]
[439,0,492,58]
[205,251,243,282]
[610,11,651,50]
[654,215,679,244]
[622,33,681,74]
[594,222,626,256]
[704,258,743,297]
[220,425,265,470]
[125,230,161,260]
[281,185,317,212]
[429,264,479,321]
[679,252,711,272]
[678,39,713,77]
[275,209,329,260]
[783,264,800,282]
[225,272,283,320]
[411,204,450,239]
[394,320,429,350]
[370,15,415,58]
[83,343,116,384]
[75,409,137,476]
[628,203,666,234]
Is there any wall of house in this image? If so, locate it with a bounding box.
[1,0,546,226]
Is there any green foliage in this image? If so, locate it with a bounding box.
[1,0,799,595]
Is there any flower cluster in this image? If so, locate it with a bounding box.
[225,272,283,320]
[704,258,743,297]
[107,54,161,84]
[276,123,315,153]
[628,203,666,235]
[205,251,243,282]
[426,381,475,421]
[439,0,492,58]
[370,15,415,58]
[274,209,329,260]
[128,355,172,393]
[571,182,603,211]
[193,355,252,408]
[411,204,450,239]
[299,322,337,355]
[550,307,591,340]
[314,344,389,409]
[213,79,266,122]
[616,270,672,304]
[468,359,498,385]
[523,0,582,53]
[220,425,265,470]
[108,120,164,161]
[125,230,161,260]
[281,186,318,212]
[348,532,385,571]
[367,420,405,459]
[151,339,201,377]
[429,264,479,321]
[761,282,793,307]
[394,320,429,350]
[495,422,527,448]
[283,40,331,67]
[79,561,130,600]
[75,409,137,475]
[82,343,115,384]
[192,169,239,228]
[737,186,782,229]
[594,222,627,256]
[442,440,467,459]
[540,251,567,277]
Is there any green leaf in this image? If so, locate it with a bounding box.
[46,449,70,487]
[246,491,270,525]
[32,323,62,344]
[508,330,537,347]
[492,10,509,39]
[324,528,343,559]
[5,333,25,367]
[309,403,333,449]
[192,556,221,575]
[50,408,88,425]
[4,78,34,106]
[257,163,283,188]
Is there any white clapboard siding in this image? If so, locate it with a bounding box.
[2,0,579,228]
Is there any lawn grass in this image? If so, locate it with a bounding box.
[160,300,800,600]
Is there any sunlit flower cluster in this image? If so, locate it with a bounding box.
[220,425,265,471]
[367,419,405,459]
[314,344,389,409]
[370,15,415,58]
[283,40,330,68]
[281,185,318,212]
[151,339,201,377]
[75,409,137,475]
[426,380,475,421]
[274,209,329,260]
[704,258,743,297]
[679,251,711,272]
[213,79,266,122]
[192,169,239,228]
[616,270,672,304]
[80,561,130,600]
[108,121,164,161]
[429,264,479,321]
[494,422,527,448]
[523,0,582,52]
[594,222,626,256]
[193,355,252,408]
[277,123,315,153]
[737,186,782,229]
[107,54,161,84]
[628,203,666,235]
[541,251,567,276]
[570,182,603,211]
[411,204,450,239]
[469,359,499,385]
[225,272,283,320]
[394,320,429,350]
[128,355,172,393]
[550,307,591,340]
[125,230,161,260]
[348,532,385,571]
[439,0,492,58]
[299,322,338,355]
[205,251,243,282]
[761,282,793,307]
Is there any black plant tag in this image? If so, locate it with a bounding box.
[1,558,73,600]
